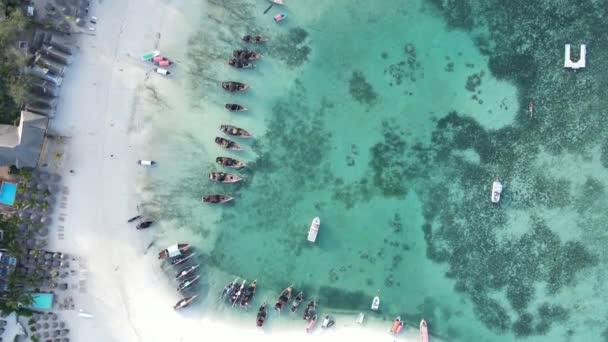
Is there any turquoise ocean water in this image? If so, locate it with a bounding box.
[140,0,608,341]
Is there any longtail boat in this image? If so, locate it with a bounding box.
[220,125,251,138]
[241,35,268,44]
[230,279,247,306]
[232,49,262,61]
[158,243,190,259]
[221,81,249,92]
[240,280,257,307]
[215,137,241,150]
[221,277,239,300]
[216,156,246,169]
[176,265,200,279]
[171,252,196,266]
[275,287,292,312]
[420,319,429,342]
[177,275,200,292]
[256,303,267,326]
[174,295,198,310]
[303,299,316,321]
[225,103,247,112]
[209,171,242,183]
[227,58,254,69]
[290,291,303,313]
[202,194,234,204]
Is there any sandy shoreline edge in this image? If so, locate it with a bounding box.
[45,0,437,341]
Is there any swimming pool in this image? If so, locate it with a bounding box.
[0,181,17,206]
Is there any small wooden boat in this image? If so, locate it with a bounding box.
[268,0,283,4]
[177,275,200,292]
[158,243,190,259]
[232,49,262,61]
[303,300,316,321]
[176,265,199,279]
[307,217,320,242]
[215,137,241,150]
[174,295,198,310]
[136,220,153,230]
[202,194,234,204]
[273,13,287,22]
[322,315,335,328]
[220,125,251,138]
[127,215,142,223]
[356,312,365,324]
[306,314,317,333]
[230,279,247,306]
[390,316,403,334]
[153,68,171,76]
[141,50,160,61]
[491,179,503,203]
[209,171,242,184]
[221,81,249,92]
[290,291,303,313]
[420,319,429,342]
[528,100,534,114]
[227,58,254,69]
[216,156,246,169]
[137,160,156,166]
[371,296,380,310]
[171,252,196,266]
[240,280,257,307]
[242,35,268,44]
[152,55,173,67]
[256,303,267,327]
[221,277,239,300]
[225,103,247,112]
[274,287,292,312]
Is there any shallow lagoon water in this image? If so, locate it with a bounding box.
[141,0,608,341]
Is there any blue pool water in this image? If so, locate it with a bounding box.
[0,181,17,206]
[30,293,54,310]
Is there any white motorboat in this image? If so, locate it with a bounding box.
[491,179,503,203]
[307,217,320,242]
[371,296,380,310]
[154,67,171,76]
[137,160,156,166]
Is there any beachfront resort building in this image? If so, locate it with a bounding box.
[0,111,48,169]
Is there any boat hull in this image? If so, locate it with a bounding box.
[491,181,503,203]
[307,217,320,242]
[420,320,429,342]
[202,194,234,204]
[209,172,242,183]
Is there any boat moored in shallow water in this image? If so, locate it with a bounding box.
[158,243,190,259]
[491,179,503,203]
[290,291,303,312]
[221,81,249,92]
[390,316,403,334]
[174,295,197,310]
[306,314,317,333]
[303,299,317,321]
[177,275,200,292]
[227,58,254,69]
[232,49,262,61]
[176,265,199,279]
[420,319,429,342]
[256,303,267,326]
[275,287,292,312]
[242,35,268,44]
[171,252,196,266]
[215,137,241,150]
[216,156,246,169]
[209,171,242,183]
[202,194,234,204]
[240,280,257,307]
[307,217,320,242]
[273,13,287,22]
[371,296,380,310]
[136,220,153,230]
[225,103,247,112]
[220,125,251,138]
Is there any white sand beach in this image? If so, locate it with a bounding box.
[46,0,437,341]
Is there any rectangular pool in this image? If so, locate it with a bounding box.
[0,181,17,206]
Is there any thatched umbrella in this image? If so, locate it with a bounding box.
[41,216,52,225]
[59,322,65,328]
[61,329,69,336]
